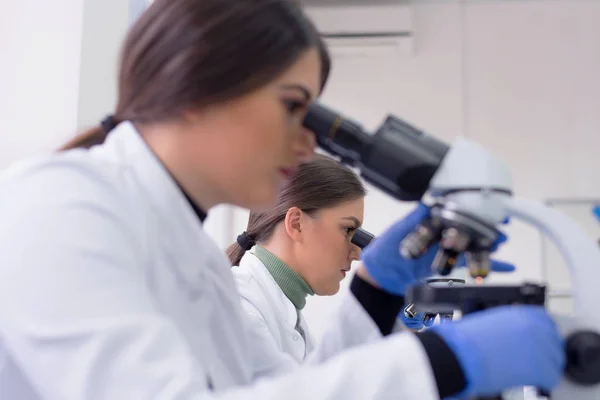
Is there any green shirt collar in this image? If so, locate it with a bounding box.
[253,246,314,310]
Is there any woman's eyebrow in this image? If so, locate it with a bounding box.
[341,216,361,227]
[279,83,311,102]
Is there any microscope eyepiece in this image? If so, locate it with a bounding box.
[350,228,375,249]
[303,103,371,165]
[303,102,450,202]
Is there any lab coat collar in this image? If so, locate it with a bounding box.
[103,121,205,232]
[102,121,244,318]
[240,251,300,329]
[252,246,314,310]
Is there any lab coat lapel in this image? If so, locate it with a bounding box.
[243,252,299,329]
[109,122,210,292]
[106,123,253,386]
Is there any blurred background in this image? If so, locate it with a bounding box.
[1,0,599,339]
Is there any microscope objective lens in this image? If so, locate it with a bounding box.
[432,248,459,276]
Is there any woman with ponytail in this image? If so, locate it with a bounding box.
[227,154,366,364]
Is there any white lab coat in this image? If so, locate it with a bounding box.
[0,121,440,400]
[232,251,316,364]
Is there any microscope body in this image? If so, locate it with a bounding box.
[303,103,600,399]
[406,138,600,399]
[401,138,512,280]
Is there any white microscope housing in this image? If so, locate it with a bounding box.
[424,137,600,399]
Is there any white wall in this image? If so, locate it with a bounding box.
[0,0,85,167]
[0,0,131,169]
[77,0,130,129]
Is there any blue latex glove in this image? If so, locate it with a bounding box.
[432,305,565,397]
[361,203,515,295]
[593,205,600,223]
[398,308,436,331]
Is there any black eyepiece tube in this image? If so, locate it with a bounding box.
[303,103,371,165]
[303,102,450,202]
[351,228,375,249]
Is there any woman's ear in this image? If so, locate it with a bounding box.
[284,207,304,242]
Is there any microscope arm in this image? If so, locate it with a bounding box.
[502,197,600,399]
[304,102,600,398]
[504,197,600,328]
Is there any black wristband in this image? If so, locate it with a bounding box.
[349,275,404,336]
[415,330,467,398]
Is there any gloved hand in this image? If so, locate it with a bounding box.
[431,305,565,397]
[398,308,436,331]
[361,203,515,295]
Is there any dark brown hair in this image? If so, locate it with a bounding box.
[59,0,330,150]
[226,154,366,265]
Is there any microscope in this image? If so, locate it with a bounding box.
[304,103,600,400]
[351,228,460,326]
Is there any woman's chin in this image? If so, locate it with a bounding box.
[315,282,341,297]
[240,189,279,212]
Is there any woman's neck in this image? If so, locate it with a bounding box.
[254,245,314,310]
[138,122,225,211]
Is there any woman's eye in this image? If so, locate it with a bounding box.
[345,227,357,236]
[284,100,305,114]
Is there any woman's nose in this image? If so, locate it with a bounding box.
[349,245,361,262]
[294,128,316,163]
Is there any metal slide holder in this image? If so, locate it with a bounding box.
[403,276,466,326]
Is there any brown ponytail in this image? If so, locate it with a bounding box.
[58,126,108,151]
[227,232,257,266]
[226,154,366,266]
[226,242,249,267]
[58,116,120,151]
